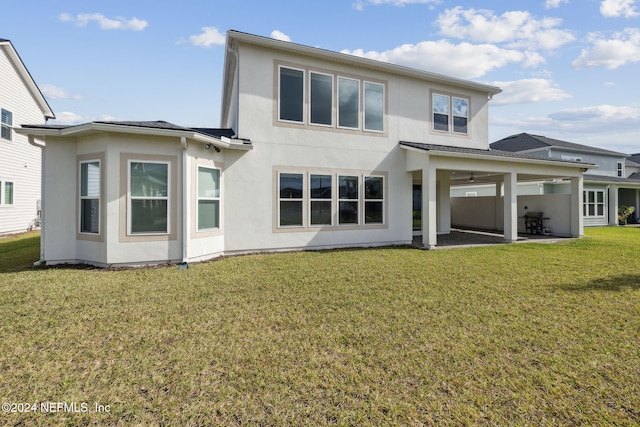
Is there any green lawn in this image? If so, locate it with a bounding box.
[1,229,639,426]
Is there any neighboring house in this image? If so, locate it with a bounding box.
[17,31,591,266]
[490,133,640,226]
[0,39,55,234]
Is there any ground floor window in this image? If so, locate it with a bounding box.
[583,190,604,217]
[277,168,386,230]
[129,161,169,234]
[79,160,100,233]
[197,166,220,230]
[0,181,13,205]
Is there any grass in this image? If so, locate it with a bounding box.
[0,228,639,426]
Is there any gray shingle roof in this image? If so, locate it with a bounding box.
[22,120,236,139]
[399,141,590,166]
[584,173,640,184]
[490,133,625,157]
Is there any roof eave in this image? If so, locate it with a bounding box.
[17,123,253,151]
[0,41,55,120]
[400,143,598,169]
[227,30,502,96]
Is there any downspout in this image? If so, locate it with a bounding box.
[181,137,189,266]
[28,135,45,266]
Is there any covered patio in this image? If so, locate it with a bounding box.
[401,142,595,249]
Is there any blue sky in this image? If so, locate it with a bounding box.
[4,0,640,153]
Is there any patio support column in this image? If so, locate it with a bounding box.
[422,164,437,249]
[436,170,451,234]
[570,176,584,237]
[608,184,619,226]
[503,171,518,243]
[494,176,503,230]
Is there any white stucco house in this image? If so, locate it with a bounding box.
[0,38,55,234]
[17,31,593,266]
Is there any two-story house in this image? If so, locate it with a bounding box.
[0,38,55,234]
[490,133,640,226]
[17,31,591,266]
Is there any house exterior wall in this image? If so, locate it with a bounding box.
[550,149,624,177]
[221,41,492,254]
[0,47,46,234]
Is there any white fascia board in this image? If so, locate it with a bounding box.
[227,31,502,96]
[401,144,598,170]
[1,41,55,119]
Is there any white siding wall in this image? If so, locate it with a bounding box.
[0,47,47,234]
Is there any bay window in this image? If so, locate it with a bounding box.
[129,161,169,234]
[197,166,220,230]
[79,161,100,233]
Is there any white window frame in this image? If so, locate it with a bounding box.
[338,174,360,226]
[364,175,385,225]
[309,174,333,227]
[1,109,12,141]
[79,159,101,234]
[278,65,306,124]
[309,71,333,127]
[363,81,385,133]
[583,190,605,218]
[278,172,305,228]
[127,160,171,235]
[431,92,470,136]
[337,76,360,130]
[0,180,14,206]
[196,166,221,231]
[617,161,624,178]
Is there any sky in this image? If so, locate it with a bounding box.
[3,0,640,154]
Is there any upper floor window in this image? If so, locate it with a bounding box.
[0,181,14,205]
[364,82,384,132]
[1,109,12,141]
[617,162,624,177]
[277,63,386,134]
[338,77,360,129]
[310,72,332,126]
[432,93,469,135]
[279,67,304,123]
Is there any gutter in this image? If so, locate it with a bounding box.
[27,136,45,266]
[180,137,189,266]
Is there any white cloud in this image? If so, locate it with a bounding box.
[572,28,640,69]
[271,30,291,42]
[40,84,82,100]
[59,13,148,31]
[342,40,540,79]
[436,7,575,50]
[490,79,571,105]
[188,27,225,48]
[545,0,569,8]
[600,0,639,17]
